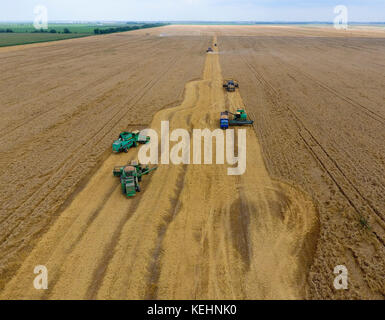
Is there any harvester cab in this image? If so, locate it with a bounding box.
[113,161,158,197]
[112,130,150,153]
[234,110,247,121]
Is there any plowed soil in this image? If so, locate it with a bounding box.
[0,25,384,300]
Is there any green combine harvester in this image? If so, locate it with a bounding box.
[220,109,254,129]
[229,109,254,126]
[113,161,158,197]
[112,130,150,153]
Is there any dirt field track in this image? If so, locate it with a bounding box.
[0,25,384,299]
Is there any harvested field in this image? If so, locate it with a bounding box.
[0,30,210,291]
[1,35,319,300]
[0,25,384,300]
[218,27,385,299]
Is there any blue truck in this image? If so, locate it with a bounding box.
[220,112,229,129]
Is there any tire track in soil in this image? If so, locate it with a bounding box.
[238,45,385,225]
[0,49,184,243]
[0,36,208,292]
[259,55,384,232]
[219,34,385,299]
[144,165,188,300]
[0,37,319,300]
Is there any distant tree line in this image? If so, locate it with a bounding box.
[94,23,167,35]
[0,23,167,36]
[31,28,72,34]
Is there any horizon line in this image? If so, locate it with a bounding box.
[1,20,385,24]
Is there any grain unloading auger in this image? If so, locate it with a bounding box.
[220,110,254,129]
[113,161,158,197]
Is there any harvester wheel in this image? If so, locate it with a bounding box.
[124,148,128,153]
[136,184,141,192]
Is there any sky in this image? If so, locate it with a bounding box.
[1,0,385,22]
